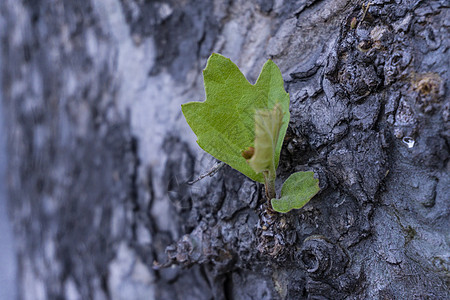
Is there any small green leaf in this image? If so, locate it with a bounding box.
[182,53,290,183]
[248,104,284,175]
[271,171,320,213]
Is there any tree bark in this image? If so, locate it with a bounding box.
[1,0,449,299]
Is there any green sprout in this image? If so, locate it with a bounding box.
[182,53,320,213]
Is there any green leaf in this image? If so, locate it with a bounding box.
[248,104,284,175]
[271,171,320,213]
[181,53,290,183]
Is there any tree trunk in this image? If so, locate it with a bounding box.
[1,0,448,299]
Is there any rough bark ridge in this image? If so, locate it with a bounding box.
[1,0,449,299]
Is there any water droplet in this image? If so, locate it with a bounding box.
[402,136,415,148]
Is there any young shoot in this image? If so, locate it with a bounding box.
[182,54,320,213]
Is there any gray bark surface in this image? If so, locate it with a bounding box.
[1,0,449,299]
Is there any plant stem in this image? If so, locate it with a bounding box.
[263,170,276,201]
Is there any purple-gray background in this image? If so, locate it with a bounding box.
[0,54,17,300]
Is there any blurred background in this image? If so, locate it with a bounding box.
[0,49,17,300]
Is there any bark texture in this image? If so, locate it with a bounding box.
[1,0,449,299]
